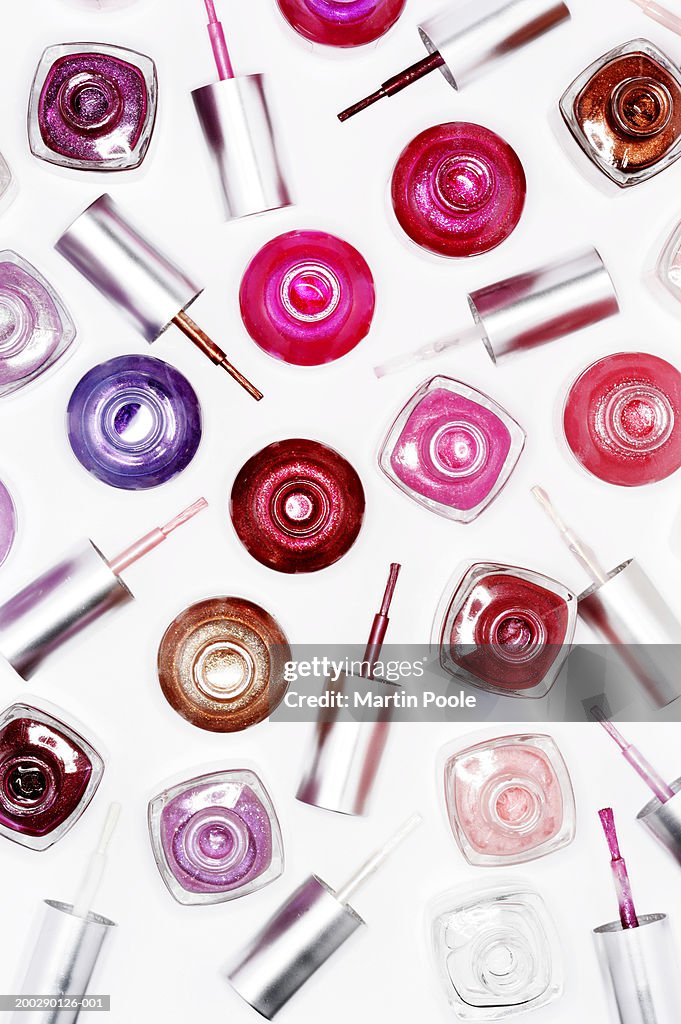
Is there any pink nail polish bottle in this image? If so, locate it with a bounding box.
[379,376,525,522]
[276,0,407,48]
[442,733,576,865]
[390,122,526,258]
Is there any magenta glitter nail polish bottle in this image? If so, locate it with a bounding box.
[148,769,283,905]
[240,231,376,366]
[276,0,407,48]
[390,122,526,258]
[28,43,157,171]
[379,376,525,522]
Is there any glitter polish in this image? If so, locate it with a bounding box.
[379,376,525,523]
[390,122,526,258]
[0,251,76,398]
[442,733,576,866]
[432,563,577,696]
[67,355,202,490]
[0,702,103,851]
[560,38,681,187]
[28,43,157,171]
[0,478,17,569]
[563,352,681,486]
[240,230,376,366]
[148,769,283,906]
[275,0,407,48]
[157,597,291,732]
[431,882,563,1020]
[230,439,366,572]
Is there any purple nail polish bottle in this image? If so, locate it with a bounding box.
[28,43,157,171]
[67,355,202,490]
[0,251,76,398]
[0,478,16,568]
[148,769,284,906]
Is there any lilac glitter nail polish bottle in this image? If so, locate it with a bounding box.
[67,355,202,490]
[0,478,17,568]
[148,769,283,906]
[28,43,157,171]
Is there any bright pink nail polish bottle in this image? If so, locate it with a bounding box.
[275,0,407,48]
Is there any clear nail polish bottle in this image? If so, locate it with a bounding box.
[430,882,563,1019]
[0,153,15,214]
[432,562,578,696]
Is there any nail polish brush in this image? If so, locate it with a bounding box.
[374,249,618,378]
[56,194,263,400]
[630,0,681,37]
[338,0,570,122]
[191,0,292,220]
[532,485,681,708]
[591,710,681,869]
[11,803,121,1024]
[0,498,207,681]
[593,807,679,1024]
[226,814,422,1019]
[297,562,403,815]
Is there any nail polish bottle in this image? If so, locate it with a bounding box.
[594,807,679,1024]
[226,816,421,1019]
[442,733,576,866]
[0,153,16,214]
[28,43,157,172]
[276,0,406,48]
[563,352,681,487]
[379,376,525,523]
[240,230,375,366]
[56,194,263,400]
[0,499,206,681]
[433,563,577,697]
[560,39,681,188]
[656,218,681,309]
[533,487,681,709]
[67,355,202,490]
[0,477,17,569]
[148,769,284,905]
[0,702,103,851]
[0,251,77,398]
[192,1,292,220]
[157,597,291,732]
[375,248,619,378]
[11,803,120,1024]
[230,439,366,572]
[390,122,526,258]
[338,0,570,121]
[430,882,563,1019]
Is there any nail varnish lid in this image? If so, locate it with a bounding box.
[226,816,421,1019]
[67,355,202,490]
[0,478,17,568]
[240,231,375,366]
[157,597,291,732]
[192,0,292,220]
[56,194,263,400]
[276,0,407,47]
[638,782,681,867]
[230,439,366,573]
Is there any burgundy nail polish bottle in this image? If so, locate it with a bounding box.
[0,702,104,851]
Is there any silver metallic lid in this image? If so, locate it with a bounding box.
[192,76,292,221]
[468,248,619,363]
[0,540,132,681]
[12,900,116,1024]
[593,914,679,1024]
[419,0,570,91]
[56,194,201,344]
[296,672,392,816]
[638,784,681,868]
[578,560,681,709]
[226,875,363,1019]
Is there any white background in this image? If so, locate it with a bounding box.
[1,0,681,1021]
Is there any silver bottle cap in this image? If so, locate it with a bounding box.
[578,560,681,709]
[638,783,681,868]
[593,914,679,1024]
[419,0,570,91]
[296,672,391,816]
[12,900,116,1024]
[56,194,201,343]
[192,75,292,221]
[226,875,363,1019]
[468,247,618,363]
[0,540,132,681]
